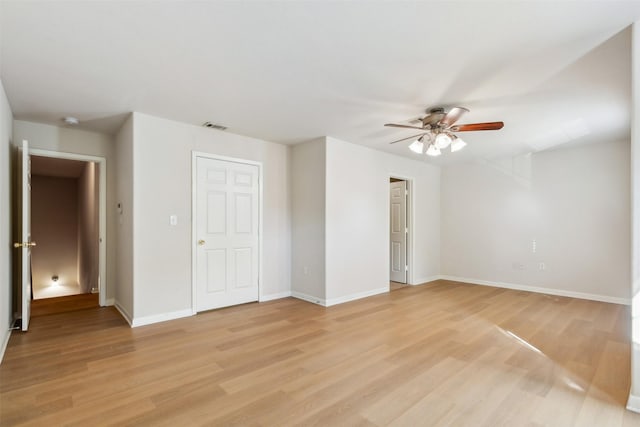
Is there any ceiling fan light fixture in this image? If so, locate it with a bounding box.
[435,132,452,149]
[408,138,424,154]
[385,106,503,156]
[451,136,467,152]
[62,116,79,126]
[426,143,441,157]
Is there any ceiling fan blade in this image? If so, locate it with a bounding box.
[384,123,428,131]
[422,111,445,126]
[439,107,469,127]
[388,132,429,144]
[451,122,504,132]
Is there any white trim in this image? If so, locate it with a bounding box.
[627,394,640,413]
[325,286,388,307]
[191,152,197,315]
[292,291,326,306]
[192,152,264,168]
[131,309,193,328]
[439,275,631,305]
[114,301,133,326]
[29,148,108,307]
[292,287,389,307]
[411,275,441,285]
[0,330,11,365]
[104,298,115,306]
[260,291,292,302]
[191,152,263,314]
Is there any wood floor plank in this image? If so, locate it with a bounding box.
[0,280,637,426]
[360,356,467,426]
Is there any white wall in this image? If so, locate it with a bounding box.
[114,115,134,321]
[131,113,291,321]
[13,120,116,302]
[78,162,99,293]
[441,140,630,303]
[324,137,441,304]
[291,138,326,302]
[0,80,13,361]
[628,19,640,413]
[31,175,79,293]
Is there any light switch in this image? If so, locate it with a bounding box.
[170,215,178,226]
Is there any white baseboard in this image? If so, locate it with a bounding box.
[292,287,389,307]
[103,298,115,307]
[260,291,292,302]
[439,275,631,305]
[325,286,388,307]
[291,291,326,306]
[411,276,442,286]
[0,329,11,365]
[627,394,640,413]
[114,301,133,326]
[131,308,193,328]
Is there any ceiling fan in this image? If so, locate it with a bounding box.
[385,107,504,156]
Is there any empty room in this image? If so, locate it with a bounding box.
[1,1,640,426]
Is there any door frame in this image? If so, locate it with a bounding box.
[388,174,414,286]
[191,151,263,314]
[18,139,31,330]
[29,149,108,307]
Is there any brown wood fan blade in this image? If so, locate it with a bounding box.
[451,122,504,132]
[384,123,428,131]
[439,107,469,127]
[389,132,428,144]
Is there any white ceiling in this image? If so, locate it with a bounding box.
[1,1,639,165]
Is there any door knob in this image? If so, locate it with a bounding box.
[198,239,205,246]
[14,242,37,248]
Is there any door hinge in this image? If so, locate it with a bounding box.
[405,189,408,196]
[405,265,409,272]
[405,227,408,234]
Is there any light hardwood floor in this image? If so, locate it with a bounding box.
[1,280,639,426]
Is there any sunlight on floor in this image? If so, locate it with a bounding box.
[498,328,544,355]
[496,326,585,393]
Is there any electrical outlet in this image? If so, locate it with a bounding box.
[539,262,546,271]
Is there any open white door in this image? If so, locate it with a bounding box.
[390,180,407,283]
[14,140,34,331]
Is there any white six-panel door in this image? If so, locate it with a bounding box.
[13,140,33,331]
[195,157,259,312]
[21,140,32,330]
[390,180,407,283]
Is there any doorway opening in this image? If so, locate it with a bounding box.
[389,176,412,291]
[28,149,107,310]
[30,155,99,300]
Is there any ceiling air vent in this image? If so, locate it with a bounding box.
[203,121,227,131]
